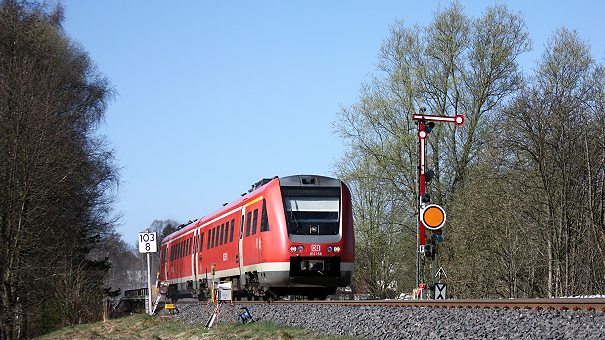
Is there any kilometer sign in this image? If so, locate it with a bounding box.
[138,232,157,253]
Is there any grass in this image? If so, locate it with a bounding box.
[35,314,361,340]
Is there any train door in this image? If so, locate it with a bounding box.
[197,229,204,283]
[192,229,198,284]
[238,206,246,286]
[162,244,168,281]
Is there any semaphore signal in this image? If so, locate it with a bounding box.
[412,108,464,299]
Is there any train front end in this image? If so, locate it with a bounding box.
[263,175,354,298]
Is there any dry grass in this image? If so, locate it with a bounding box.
[35,314,359,340]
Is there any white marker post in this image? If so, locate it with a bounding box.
[138,231,157,315]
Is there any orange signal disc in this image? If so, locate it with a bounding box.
[422,204,446,230]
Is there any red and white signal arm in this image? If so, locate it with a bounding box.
[421,204,446,230]
[138,232,157,253]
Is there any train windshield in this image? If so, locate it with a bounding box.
[282,187,340,235]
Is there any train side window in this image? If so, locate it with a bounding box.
[230,219,235,242]
[207,230,211,249]
[188,238,191,255]
[213,227,218,248]
[252,209,259,235]
[261,200,270,232]
[210,228,215,248]
[224,221,229,243]
[185,239,189,256]
[245,212,252,237]
[219,223,225,246]
[200,232,204,252]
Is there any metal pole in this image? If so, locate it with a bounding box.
[147,252,152,315]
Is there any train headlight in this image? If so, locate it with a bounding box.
[333,246,341,252]
[290,246,297,252]
[327,246,333,252]
[297,245,304,252]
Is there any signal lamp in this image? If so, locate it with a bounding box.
[434,229,444,243]
[425,169,435,183]
[421,204,446,230]
[425,122,435,133]
[454,115,464,126]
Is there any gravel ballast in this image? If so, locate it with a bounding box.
[169,302,605,339]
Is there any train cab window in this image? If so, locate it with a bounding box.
[283,187,341,235]
[200,232,204,252]
[219,223,225,245]
[252,209,259,235]
[261,201,270,232]
[229,219,235,242]
[245,212,252,236]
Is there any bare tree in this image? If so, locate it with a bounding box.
[0,1,116,338]
[502,28,605,297]
[334,2,530,296]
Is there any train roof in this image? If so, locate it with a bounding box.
[161,176,279,242]
[160,174,343,243]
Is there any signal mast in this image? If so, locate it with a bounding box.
[412,108,464,299]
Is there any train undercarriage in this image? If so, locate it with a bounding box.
[165,257,350,302]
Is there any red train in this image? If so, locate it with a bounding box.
[158,175,354,301]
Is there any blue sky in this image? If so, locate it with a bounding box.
[58,1,605,246]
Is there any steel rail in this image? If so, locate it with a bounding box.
[212,298,605,312]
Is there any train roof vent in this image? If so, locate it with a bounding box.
[248,176,277,192]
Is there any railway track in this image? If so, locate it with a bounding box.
[174,298,605,312]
